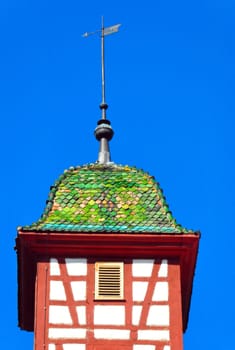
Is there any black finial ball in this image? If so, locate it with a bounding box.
[94,119,114,141]
[100,103,108,110]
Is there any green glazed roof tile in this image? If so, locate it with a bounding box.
[21,163,193,234]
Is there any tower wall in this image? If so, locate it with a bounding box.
[34,257,184,350]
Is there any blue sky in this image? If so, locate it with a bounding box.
[0,0,234,349]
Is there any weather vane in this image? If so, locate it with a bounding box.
[82,17,121,120]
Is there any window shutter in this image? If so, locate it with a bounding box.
[95,262,124,300]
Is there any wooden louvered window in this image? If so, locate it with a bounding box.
[95,262,124,300]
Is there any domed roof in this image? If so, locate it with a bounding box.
[21,163,192,234]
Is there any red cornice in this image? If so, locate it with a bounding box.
[16,230,199,332]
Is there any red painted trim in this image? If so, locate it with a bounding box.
[34,261,49,350]
[124,261,132,328]
[168,262,183,350]
[138,262,162,326]
[16,231,199,333]
[87,260,95,344]
[87,344,132,350]
[59,263,79,326]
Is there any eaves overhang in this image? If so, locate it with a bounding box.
[16,229,200,332]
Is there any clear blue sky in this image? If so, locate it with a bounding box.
[1,0,234,349]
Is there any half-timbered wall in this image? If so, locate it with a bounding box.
[34,258,183,350]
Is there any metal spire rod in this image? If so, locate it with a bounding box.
[82,18,121,119]
[101,16,106,118]
[82,18,121,164]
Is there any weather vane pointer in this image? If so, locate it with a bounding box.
[82,17,121,120]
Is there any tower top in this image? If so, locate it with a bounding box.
[19,163,195,234]
[17,21,200,337]
[83,18,121,164]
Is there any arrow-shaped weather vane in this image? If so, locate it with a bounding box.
[82,17,121,120]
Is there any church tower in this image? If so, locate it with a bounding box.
[16,21,199,350]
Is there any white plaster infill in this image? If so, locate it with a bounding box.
[163,346,171,350]
[50,281,66,301]
[63,344,86,350]
[50,258,60,276]
[158,259,168,277]
[152,281,168,301]
[94,305,125,325]
[132,259,154,277]
[65,258,87,276]
[49,306,72,325]
[147,305,169,326]
[48,344,56,350]
[132,305,142,325]
[94,329,130,340]
[133,345,155,350]
[137,330,170,341]
[132,281,148,301]
[49,328,86,339]
[71,281,86,301]
[76,306,86,325]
